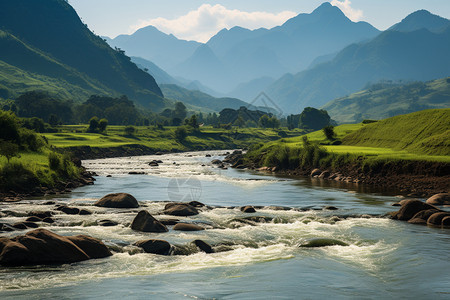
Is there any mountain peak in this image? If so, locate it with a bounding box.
[389,9,450,32]
[312,2,345,17]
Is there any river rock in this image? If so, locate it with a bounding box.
[23,222,39,228]
[42,217,55,224]
[173,223,204,231]
[318,171,330,179]
[158,218,179,225]
[58,206,80,215]
[300,238,349,248]
[408,209,440,225]
[211,159,222,165]
[194,240,214,253]
[131,210,168,232]
[241,206,256,213]
[310,169,321,177]
[427,212,450,226]
[26,216,42,222]
[164,203,199,216]
[28,211,53,219]
[395,200,437,221]
[0,229,110,266]
[426,193,450,206]
[189,201,205,208]
[66,235,112,259]
[94,193,139,208]
[442,216,450,227]
[12,222,28,230]
[98,219,118,227]
[134,239,171,255]
[79,209,92,215]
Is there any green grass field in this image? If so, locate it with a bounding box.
[43,125,305,152]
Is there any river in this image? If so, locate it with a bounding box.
[0,150,449,299]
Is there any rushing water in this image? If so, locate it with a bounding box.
[0,150,449,299]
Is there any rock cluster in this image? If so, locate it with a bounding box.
[0,229,111,266]
[391,198,450,227]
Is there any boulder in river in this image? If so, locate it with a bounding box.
[427,212,450,226]
[211,159,222,165]
[164,203,199,216]
[310,169,322,177]
[94,193,139,208]
[134,239,171,255]
[426,193,450,206]
[408,209,440,225]
[0,229,111,266]
[395,200,437,221]
[131,210,168,233]
[194,240,214,253]
[241,206,256,213]
[442,216,450,227]
[173,223,204,231]
[300,238,349,248]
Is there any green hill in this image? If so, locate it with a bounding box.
[342,109,450,155]
[322,77,450,123]
[0,0,165,110]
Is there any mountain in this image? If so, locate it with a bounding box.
[160,84,257,113]
[389,10,450,33]
[172,2,380,93]
[0,0,165,110]
[108,25,201,70]
[131,56,179,85]
[228,77,276,102]
[171,45,232,91]
[322,77,450,124]
[266,24,450,114]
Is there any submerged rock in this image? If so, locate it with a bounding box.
[131,210,168,233]
[134,239,171,255]
[408,209,440,225]
[94,193,139,208]
[173,223,204,231]
[164,203,199,216]
[0,229,111,266]
[300,238,349,248]
[310,169,321,177]
[98,219,118,227]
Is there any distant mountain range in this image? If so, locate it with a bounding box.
[0,0,166,110]
[108,2,380,94]
[265,10,450,114]
[322,77,450,124]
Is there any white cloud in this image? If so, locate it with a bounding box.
[331,0,363,22]
[130,4,296,43]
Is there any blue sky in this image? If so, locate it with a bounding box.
[69,0,450,42]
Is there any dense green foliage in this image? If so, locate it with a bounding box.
[323,77,450,123]
[0,110,81,192]
[343,109,450,155]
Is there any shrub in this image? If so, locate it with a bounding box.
[0,140,20,163]
[323,125,336,140]
[175,127,187,141]
[48,151,60,171]
[124,125,136,135]
[0,161,39,192]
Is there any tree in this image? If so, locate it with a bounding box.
[234,115,245,128]
[175,127,187,141]
[298,107,331,130]
[0,110,20,143]
[87,116,99,132]
[173,102,187,120]
[48,114,59,126]
[323,125,336,140]
[98,118,108,132]
[0,140,20,163]
[186,115,199,129]
[258,115,270,128]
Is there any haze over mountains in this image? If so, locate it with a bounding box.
[108,3,380,94]
[0,0,449,121]
[107,2,450,117]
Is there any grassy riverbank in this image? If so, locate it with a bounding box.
[43,125,303,157]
